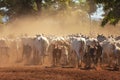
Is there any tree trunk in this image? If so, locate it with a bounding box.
[35,0,42,12]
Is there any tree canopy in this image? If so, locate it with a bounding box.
[94,0,120,26]
[1,1,97,14]
[1,0,110,25]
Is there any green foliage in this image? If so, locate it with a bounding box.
[1,0,119,27]
[0,14,3,23]
[94,0,120,26]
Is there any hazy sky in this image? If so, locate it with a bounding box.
[91,5,104,21]
[72,0,104,20]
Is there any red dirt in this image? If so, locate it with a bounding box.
[0,66,120,80]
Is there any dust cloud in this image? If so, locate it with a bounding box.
[0,11,120,37]
[0,11,120,67]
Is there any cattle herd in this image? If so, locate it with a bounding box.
[0,34,120,70]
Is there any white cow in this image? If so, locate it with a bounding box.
[33,35,49,65]
[115,40,120,48]
[114,46,120,66]
[101,40,116,67]
[71,37,86,68]
[48,36,71,67]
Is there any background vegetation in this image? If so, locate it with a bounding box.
[0,0,120,26]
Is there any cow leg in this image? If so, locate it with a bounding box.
[56,55,60,66]
[92,55,96,66]
[39,56,42,65]
[42,55,45,65]
[80,56,83,68]
[118,55,120,66]
[52,56,55,67]
[39,53,44,65]
[99,57,102,65]
[22,50,25,61]
[112,57,119,70]
[41,53,46,65]
[66,55,69,65]
[95,56,101,66]
[77,57,80,68]
[84,56,91,69]
[52,52,56,67]
[102,52,108,66]
[39,55,43,65]
[70,50,78,68]
[33,49,40,65]
[108,57,112,68]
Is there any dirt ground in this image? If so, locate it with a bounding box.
[0,66,119,80]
